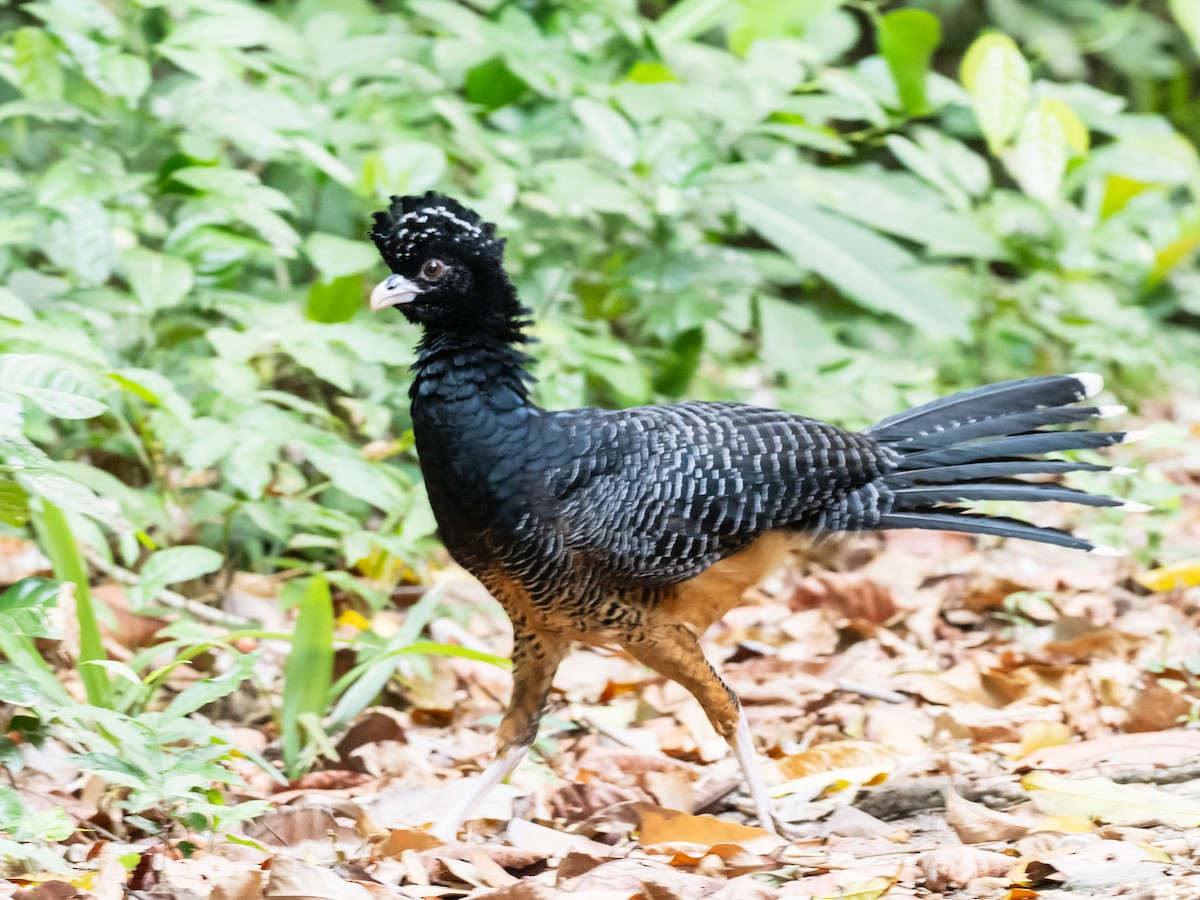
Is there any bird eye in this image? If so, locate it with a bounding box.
[421,258,446,281]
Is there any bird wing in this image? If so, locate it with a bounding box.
[529,402,892,586]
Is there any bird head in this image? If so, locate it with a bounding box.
[368,193,526,340]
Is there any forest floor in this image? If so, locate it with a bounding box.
[4,399,1200,900]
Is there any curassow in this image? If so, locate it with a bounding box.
[368,192,1143,839]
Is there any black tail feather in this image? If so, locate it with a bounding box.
[874,511,1098,552]
[851,373,1136,553]
[885,460,1114,486]
[868,374,1097,443]
[890,482,1126,509]
[891,405,1104,450]
[897,431,1127,469]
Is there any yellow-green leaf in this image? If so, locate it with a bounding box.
[1136,559,1200,592]
[1170,0,1200,53]
[1039,98,1089,155]
[1151,226,1200,285]
[1100,174,1155,219]
[961,33,1030,153]
[1012,100,1070,202]
[1023,771,1200,828]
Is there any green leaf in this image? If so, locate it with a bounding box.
[0,287,33,323]
[12,28,64,102]
[627,62,676,84]
[792,168,1003,259]
[961,33,1030,152]
[0,482,30,528]
[0,578,60,639]
[162,653,257,721]
[0,354,106,419]
[304,233,379,281]
[734,186,970,339]
[133,546,223,607]
[465,57,529,110]
[46,199,114,284]
[1171,0,1200,54]
[1011,99,1073,202]
[35,503,109,708]
[571,98,638,168]
[122,248,194,310]
[0,666,41,706]
[876,9,942,114]
[19,473,107,518]
[99,54,151,106]
[306,275,362,325]
[282,576,334,777]
[656,0,739,43]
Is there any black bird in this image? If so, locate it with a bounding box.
[368,192,1143,838]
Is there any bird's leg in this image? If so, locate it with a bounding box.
[432,630,566,842]
[621,625,779,834]
[731,702,777,832]
[430,742,528,843]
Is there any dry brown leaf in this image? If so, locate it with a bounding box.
[1058,666,1105,738]
[264,856,373,899]
[505,819,616,859]
[375,827,442,857]
[642,769,695,814]
[785,572,899,623]
[468,882,560,900]
[775,740,895,781]
[284,771,375,792]
[399,849,430,886]
[1018,840,1170,891]
[863,704,934,755]
[825,805,893,838]
[92,582,169,651]
[776,609,840,657]
[1022,730,1200,774]
[1044,628,1142,661]
[245,807,358,849]
[548,779,650,823]
[784,864,920,899]
[210,870,265,900]
[905,661,996,707]
[597,680,643,702]
[429,856,486,888]
[919,847,1012,891]
[945,791,1033,843]
[636,805,786,855]
[335,710,407,762]
[0,536,49,583]
[1017,721,1071,757]
[1126,677,1196,733]
[470,849,520,888]
[556,856,773,899]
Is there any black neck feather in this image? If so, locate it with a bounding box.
[410,329,537,405]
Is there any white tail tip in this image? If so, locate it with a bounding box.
[1069,372,1104,399]
[1120,501,1153,512]
[1122,430,1153,444]
[1109,466,1137,475]
[1089,544,1126,557]
[1095,405,1127,418]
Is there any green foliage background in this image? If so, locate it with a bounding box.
[1,0,1199,589]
